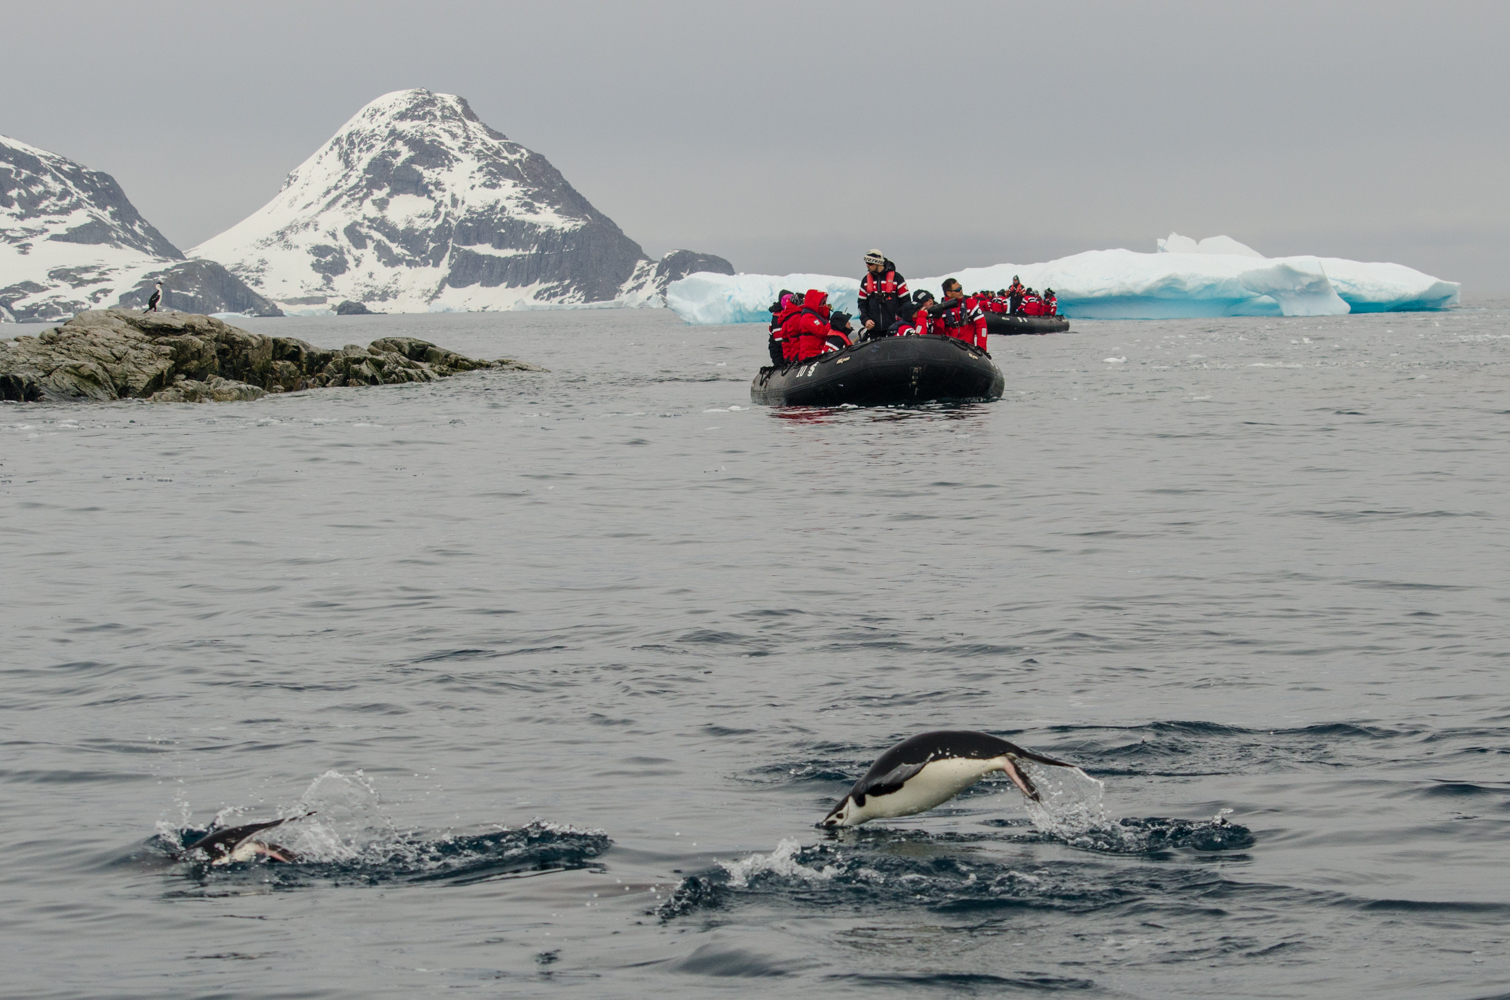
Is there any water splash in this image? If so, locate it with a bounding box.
[1020,762,1124,847]
[280,769,390,862]
[1018,762,1251,853]
[149,771,611,886]
[718,837,840,888]
[658,817,1255,922]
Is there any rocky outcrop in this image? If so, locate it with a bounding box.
[0,309,542,403]
[651,250,735,295]
[616,249,737,306]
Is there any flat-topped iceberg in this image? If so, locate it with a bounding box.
[664,234,1460,324]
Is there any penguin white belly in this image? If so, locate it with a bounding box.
[865,755,1005,820]
[219,840,263,865]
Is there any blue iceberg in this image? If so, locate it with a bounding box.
[664,234,1460,324]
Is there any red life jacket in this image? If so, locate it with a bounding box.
[859,268,911,331]
[938,296,987,350]
[1021,296,1043,316]
[861,270,900,298]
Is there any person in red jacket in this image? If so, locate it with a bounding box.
[1043,288,1058,315]
[780,289,851,362]
[936,278,987,350]
[766,289,799,365]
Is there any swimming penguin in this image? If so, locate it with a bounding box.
[179,812,312,865]
[821,731,1075,828]
[144,281,163,313]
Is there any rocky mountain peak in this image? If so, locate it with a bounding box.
[192,89,729,314]
[0,135,278,322]
[1,134,183,260]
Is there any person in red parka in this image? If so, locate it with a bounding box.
[780,289,850,362]
[936,278,987,350]
[766,289,800,365]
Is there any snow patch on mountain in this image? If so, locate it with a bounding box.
[192,89,730,315]
[1,134,279,321]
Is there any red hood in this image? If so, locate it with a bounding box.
[803,289,831,316]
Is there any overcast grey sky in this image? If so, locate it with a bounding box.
[6,0,1507,295]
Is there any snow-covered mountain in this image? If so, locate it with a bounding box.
[192,89,731,314]
[0,135,279,322]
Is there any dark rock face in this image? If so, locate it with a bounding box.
[115,260,283,317]
[0,309,542,403]
[652,250,736,296]
[335,300,373,315]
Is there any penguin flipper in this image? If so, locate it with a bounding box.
[853,761,927,802]
[180,811,314,860]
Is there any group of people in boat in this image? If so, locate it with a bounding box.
[767,249,1058,365]
[991,277,1059,317]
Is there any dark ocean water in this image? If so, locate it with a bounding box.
[2,304,1508,998]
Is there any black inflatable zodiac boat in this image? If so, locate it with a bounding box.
[985,313,1070,335]
[751,334,1005,407]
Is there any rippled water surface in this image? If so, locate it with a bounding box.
[3,305,1509,998]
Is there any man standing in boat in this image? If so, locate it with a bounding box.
[1006,275,1026,315]
[857,249,909,340]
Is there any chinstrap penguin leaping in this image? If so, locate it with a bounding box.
[821,731,1075,828]
[178,812,312,865]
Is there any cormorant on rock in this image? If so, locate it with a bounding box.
[144,281,163,313]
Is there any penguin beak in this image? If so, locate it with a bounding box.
[1002,758,1040,801]
[819,799,850,828]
